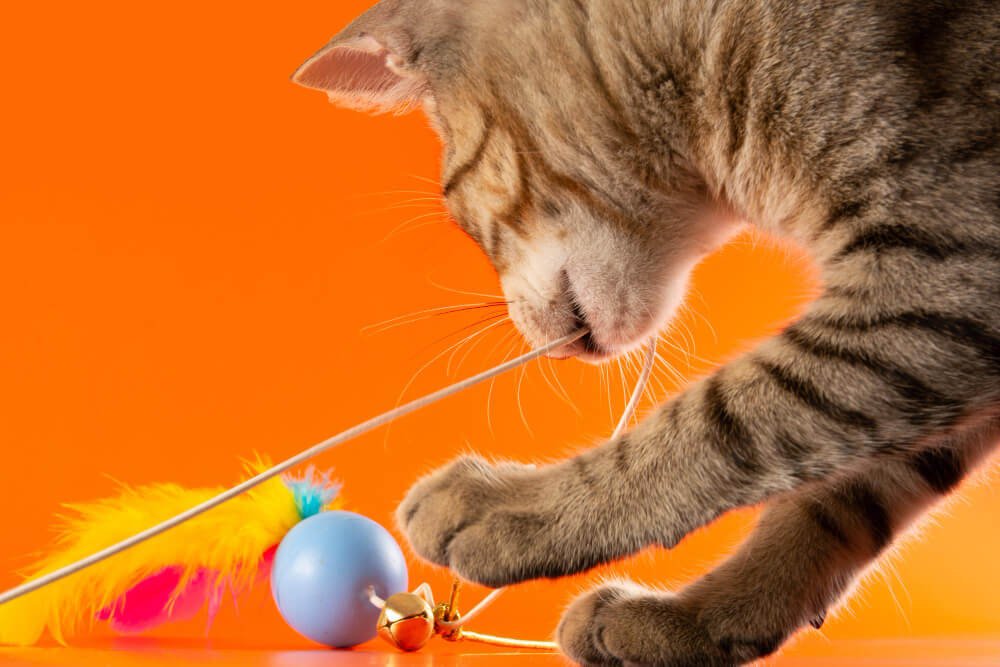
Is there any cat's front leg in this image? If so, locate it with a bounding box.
[399,290,998,588]
[397,448,666,587]
[558,416,999,666]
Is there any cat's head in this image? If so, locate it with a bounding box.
[294,0,736,361]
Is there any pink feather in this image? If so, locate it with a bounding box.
[98,567,213,632]
[97,547,277,633]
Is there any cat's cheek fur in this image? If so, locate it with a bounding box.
[498,234,571,347]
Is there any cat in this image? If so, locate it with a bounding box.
[292,0,1000,664]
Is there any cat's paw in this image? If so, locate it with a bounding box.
[557,582,636,666]
[396,455,553,587]
[558,581,783,666]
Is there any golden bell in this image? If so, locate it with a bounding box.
[434,602,462,641]
[377,592,436,652]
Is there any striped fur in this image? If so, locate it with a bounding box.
[296,0,999,664]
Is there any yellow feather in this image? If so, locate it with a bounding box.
[0,459,337,646]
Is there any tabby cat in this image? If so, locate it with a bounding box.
[292,0,1000,664]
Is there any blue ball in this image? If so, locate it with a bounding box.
[271,511,408,648]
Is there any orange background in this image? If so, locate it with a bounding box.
[1,0,997,658]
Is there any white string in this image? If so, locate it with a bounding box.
[611,340,656,441]
[0,330,586,607]
[436,588,505,629]
[400,338,659,631]
[368,587,387,610]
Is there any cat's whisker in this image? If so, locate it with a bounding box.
[651,300,696,357]
[615,358,630,425]
[625,354,648,425]
[448,316,512,375]
[535,350,559,401]
[656,333,692,367]
[365,200,446,216]
[645,306,691,367]
[681,288,719,344]
[352,188,441,199]
[395,218,452,237]
[623,358,640,426]
[622,347,638,376]
[599,364,614,427]
[392,313,515,424]
[484,322,520,365]
[348,189,443,209]
[413,312,510,360]
[544,355,580,414]
[381,311,510,449]
[648,363,670,400]
[427,278,507,301]
[650,349,686,387]
[621,356,638,415]
[514,348,534,437]
[383,194,446,205]
[653,350,689,388]
[486,330,520,437]
[623,348,658,416]
[669,310,700,356]
[407,173,444,189]
[381,211,447,238]
[642,357,670,402]
[658,330,714,368]
[537,352,578,414]
[643,373,665,409]
[380,211,451,243]
[396,191,445,201]
[365,307,507,337]
[363,301,510,335]
[354,197,446,218]
[443,316,511,376]
[638,302,696,371]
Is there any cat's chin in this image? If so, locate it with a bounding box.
[548,335,608,363]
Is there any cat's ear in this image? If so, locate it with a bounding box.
[291,35,426,114]
[292,2,428,114]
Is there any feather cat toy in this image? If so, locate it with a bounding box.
[0,460,340,646]
[0,331,641,652]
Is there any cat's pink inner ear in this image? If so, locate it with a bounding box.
[292,36,423,113]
